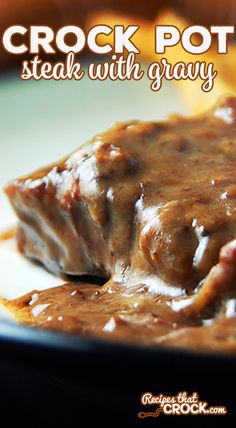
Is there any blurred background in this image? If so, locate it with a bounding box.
[1,0,236,230]
[1,0,236,71]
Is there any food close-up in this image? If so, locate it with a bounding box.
[3,96,236,353]
[0,0,236,426]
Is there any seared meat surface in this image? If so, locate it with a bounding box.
[3,96,236,352]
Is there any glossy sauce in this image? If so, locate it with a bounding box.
[2,279,236,352]
[3,97,236,353]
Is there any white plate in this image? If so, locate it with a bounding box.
[0,64,186,321]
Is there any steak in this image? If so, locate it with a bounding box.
[5,96,236,301]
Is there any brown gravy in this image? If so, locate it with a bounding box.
[2,279,236,353]
[2,96,236,353]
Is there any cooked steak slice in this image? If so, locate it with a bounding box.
[5,97,236,299]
